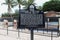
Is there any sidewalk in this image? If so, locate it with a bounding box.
[0,22,60,40]
[0,30,60,40]
[0,35,18,40]
[0,27,60,40]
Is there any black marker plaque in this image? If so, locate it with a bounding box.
[17,4,45,29]
[18,12,45,29]
[21,14,43,25]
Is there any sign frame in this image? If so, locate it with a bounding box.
[17,11,45,29]
[17,4,45,29]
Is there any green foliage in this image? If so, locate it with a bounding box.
[28,0,34,4]
[2,13,19,17]
[12,10,19,17]
[2,0,17,8]
[50,0,60,1]
[16,0,24,5]
[2,13,10,17]
[2,10,19,17]
[43,1,60,12]
[36,6,42,10]
[2,0,17,18]
[23,0,35,9]
[1,0,35,18]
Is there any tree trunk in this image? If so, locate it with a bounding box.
[17,4,21,29]
[8,4,13,22]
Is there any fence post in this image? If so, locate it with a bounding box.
[4,19,8,35]
[13,20,17,29]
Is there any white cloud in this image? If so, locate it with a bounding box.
[34,0,49,6]
[0,0,8,15]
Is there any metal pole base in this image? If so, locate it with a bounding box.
[31,28,34,40]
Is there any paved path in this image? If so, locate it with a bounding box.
[0,27,60,40]
[0,31,60,40]
[0,22,60,40]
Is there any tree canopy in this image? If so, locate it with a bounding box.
[42,1,60,12]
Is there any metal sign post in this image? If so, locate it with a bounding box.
[30,28,34,40]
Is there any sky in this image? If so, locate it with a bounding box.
[0,0,49,16]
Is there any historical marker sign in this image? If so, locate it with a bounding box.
[18,12,45,28]
[21,14,43,25]
[17,4,45,29]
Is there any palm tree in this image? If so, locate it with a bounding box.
[16,0,35,11]
[16,0,23,10]
[2,0,16,18]
[28,0,35,4]
[36,6,42,10]
[23,0,35,9]
[2,0,17,35]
